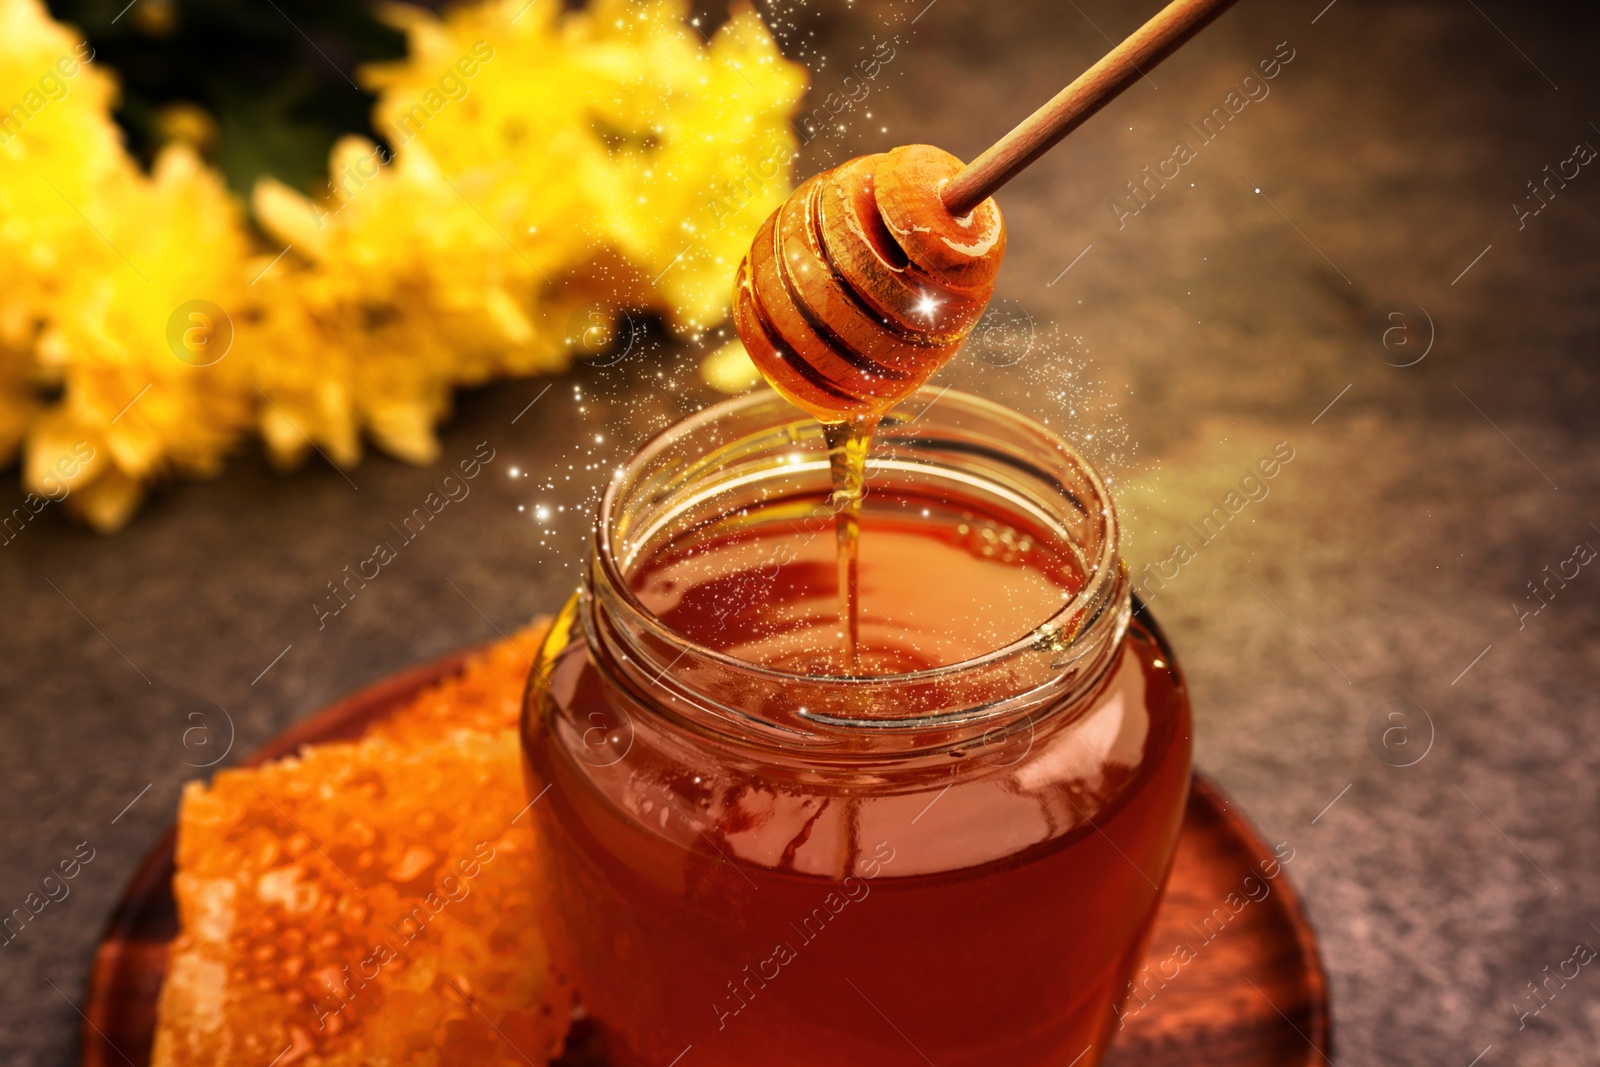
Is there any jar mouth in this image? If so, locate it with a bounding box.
[589,386,1127,741]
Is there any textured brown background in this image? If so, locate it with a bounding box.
[4,1,1599,1064]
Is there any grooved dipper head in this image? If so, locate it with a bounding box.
[734,144,1006,422]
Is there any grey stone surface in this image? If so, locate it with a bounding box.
[3,0,1598,1063]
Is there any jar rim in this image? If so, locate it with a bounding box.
[592,386,1122,699]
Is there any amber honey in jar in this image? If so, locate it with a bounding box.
[522,387,1192,1067]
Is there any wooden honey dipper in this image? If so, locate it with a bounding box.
[734,0,1240,424]
[731,0,1240,673]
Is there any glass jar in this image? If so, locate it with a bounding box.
[522,387,1192,1067]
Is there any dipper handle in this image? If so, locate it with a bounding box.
[941,0,1241,216]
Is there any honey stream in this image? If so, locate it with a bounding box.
[820,418,877,674]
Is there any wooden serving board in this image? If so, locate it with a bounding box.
[81,648,1330,1067]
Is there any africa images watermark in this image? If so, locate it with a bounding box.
[312,41,496,229]
[791,38,897,148]
[1366,699,1434,768]
[2,840,96,949]
[305,840,500,1032]
[1,441,95,547]
[1513,129,1596,231]
[711,839,898,1031]
[1113,839,1297,1029]
[313,441,498,629]
[0,41,95,146]
[1512,934,1597,1031]
[1512,523,1597,630]
[1108,40,1297,230]
[703,36,899,235]
[1132,441,1298,608]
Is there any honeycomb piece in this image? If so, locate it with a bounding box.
[153,622,569,1067]
[367,620,551,747]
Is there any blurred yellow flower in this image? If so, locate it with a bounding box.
[34,145,253,530]
[700,338,762,395]
[0,0,128,469]
[0,0,805,530]
[249,0,804,467]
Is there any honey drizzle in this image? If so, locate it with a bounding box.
[821,417,877,674]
